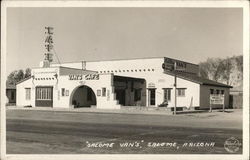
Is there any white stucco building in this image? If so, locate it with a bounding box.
[16,57,232,110]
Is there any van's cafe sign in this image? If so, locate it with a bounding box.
[210,94,224,105]
[69,74,99,80]
[162,58,187,72]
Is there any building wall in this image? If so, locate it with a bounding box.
[57,73,120,109]
[16,58,229,110]
[154,74,200,108]
[17,67,121,109]
[16,79,33,106]
[53,58,201,108]
[200,85,230,109]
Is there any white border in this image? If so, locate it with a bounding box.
[1,1,249,160]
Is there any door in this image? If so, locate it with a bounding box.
[115,89,126,106]
[35,86,53,107]
[148,89,156,106]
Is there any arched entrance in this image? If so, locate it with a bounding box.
[70,85,96,108]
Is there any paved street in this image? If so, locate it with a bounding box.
[6,109,242,154]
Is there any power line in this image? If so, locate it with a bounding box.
[52,47,61,65]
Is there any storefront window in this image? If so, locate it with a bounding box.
[36,87,52,100]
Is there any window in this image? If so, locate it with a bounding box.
[134,89,142,101]
[87,88,93,101]
[66,90,69,96]
[25,88,31,100]
[11,90,15,100]
[36,87,52,100]
[97,89,101,96]
[102,88,106,97]
[216,89,220,94]
[61,88,65,96]
[163,88,172,101]
[210,89,214,94]
[177,88,186,97]
[221,90,224,95]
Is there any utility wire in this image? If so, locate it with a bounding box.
[52,47,61,65]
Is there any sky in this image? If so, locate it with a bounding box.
[6,7,243,74]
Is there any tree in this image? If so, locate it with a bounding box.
[24,68,31,78]
[199,58,223,82]
[7,68,31,85]
[199,55,243,88]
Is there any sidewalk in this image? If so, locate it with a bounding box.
[6,105,174,115]
[6,105,226,116]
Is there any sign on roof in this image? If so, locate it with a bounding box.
[162,57,199,75]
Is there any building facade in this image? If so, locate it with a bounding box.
[16,57,232,110]
[6,84,16,105]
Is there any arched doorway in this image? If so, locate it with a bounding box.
[70,85,96,108]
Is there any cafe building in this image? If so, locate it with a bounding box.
[16,57,232,110]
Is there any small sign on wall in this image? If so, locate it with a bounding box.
[97,90,101,96]
[148,82,156,88]
[158,79,165,83]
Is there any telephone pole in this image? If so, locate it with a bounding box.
[174,62,177,115]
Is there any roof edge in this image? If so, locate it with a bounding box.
[16,77,32,85]
[203,83,233,88]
